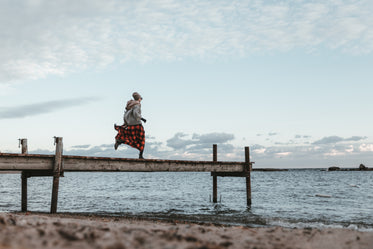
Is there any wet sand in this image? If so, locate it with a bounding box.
[0,212,372,249]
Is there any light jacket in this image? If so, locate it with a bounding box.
[123,101,142,125]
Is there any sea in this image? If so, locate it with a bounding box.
[1,169,373,231]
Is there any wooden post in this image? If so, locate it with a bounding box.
[51,137,63,214]
[212,144,218,203]
[20,139,28,212]
[245,146,252,206]
[20,138,28,154]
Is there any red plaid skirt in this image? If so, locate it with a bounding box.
[115,124,145,151]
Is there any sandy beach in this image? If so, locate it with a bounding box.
[0,212,372,249]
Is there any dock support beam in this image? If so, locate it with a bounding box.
[212,144,218,203]
[51,137,63,214]
[20,139,28,212]
[210,146,253,206]
[245,146,252,206]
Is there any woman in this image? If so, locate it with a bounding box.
[114,92,146,159]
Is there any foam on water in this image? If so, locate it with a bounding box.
[267,218,373,232]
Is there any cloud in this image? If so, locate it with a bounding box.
[31,133,235,160]
[359,144,373,152]
[274,140,296,145]
[71,144,91,149]
[25,131,373,167]
[295,134,311,139]
[30,136,185,159]
[268,132,278,136]
[166,133,195,150]
[0,97,99,119]
[167,132,234,151]
[313,136,343,144]
[312,136,367,145]
[192,133,234,144]
[1,0,372,83]
[247,134,372,166]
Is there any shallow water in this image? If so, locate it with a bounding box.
[1,170,372,230]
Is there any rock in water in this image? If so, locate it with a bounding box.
[359,164,368,170]
[328,166,340,171]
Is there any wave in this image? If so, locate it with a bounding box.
[266,217,373,232]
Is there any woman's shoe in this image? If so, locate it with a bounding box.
[139,151,145,159]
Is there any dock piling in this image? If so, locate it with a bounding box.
[245,146,252,206]
[212,144,218,203]
[20,139,28,212]
[20,138,28,154]
[51,137,63,214]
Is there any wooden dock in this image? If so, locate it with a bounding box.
[0,138,253,213]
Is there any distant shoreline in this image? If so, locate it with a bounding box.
[329,168,373,171]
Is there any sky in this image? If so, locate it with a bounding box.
[1,0,373,168]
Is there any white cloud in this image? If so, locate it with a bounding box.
[253,148,266,154]
[275,152,292,157]
[0,0,372,83]
[323,149,346,157]
[345,145,354,153]
[359,144,373,152]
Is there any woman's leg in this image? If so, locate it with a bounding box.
[139,150,144,159]
[114,124,127,150]
[139,143,145,159]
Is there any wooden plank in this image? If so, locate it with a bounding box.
[0,153,246,172]
[23,170,53,177]
[0,154,54,171]
[63,157,245,172]
[211,172,250,177]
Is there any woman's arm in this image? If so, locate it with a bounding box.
[132,104,142,121]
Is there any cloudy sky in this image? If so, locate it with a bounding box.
[1,0,372,168]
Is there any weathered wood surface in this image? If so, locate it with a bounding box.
[0,153,54,170]
[0,153,246,172]
[245,146,252,206]
[51,137,63,213]
[212,144,218,203]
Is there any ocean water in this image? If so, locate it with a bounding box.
[1,170,372,230]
